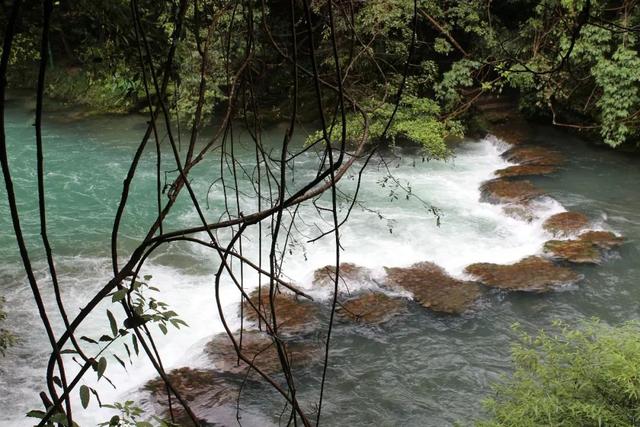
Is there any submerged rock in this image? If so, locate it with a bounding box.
[312,263,372,293]
[205,331,318,377]
[242,288,319,336]
[495,164,557,178]
[543,212,590,237]
[502,146,563,166]
[543,240,601,264]
[465,256,581,292]
[383,262,481,314]
[480,178,544,205]
[502,205,537,222]
[337,292,408,325]
[543,231,623,264]
[143,367,237,425]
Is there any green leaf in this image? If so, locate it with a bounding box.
[81,336,98,345]
[111,289,127,303]
[97,357,107,379]
[107,310,118,337]
[132,335,139,355]
[158,323,167,335]
[26,410,46,419]
[114,354,127,370]
[79,385,90,409]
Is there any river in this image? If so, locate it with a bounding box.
[1,96,638,426]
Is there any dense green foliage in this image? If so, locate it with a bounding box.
[2,0,638,152]
[478,320,640,427]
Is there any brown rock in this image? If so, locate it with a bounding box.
[502,146,563,166]
[489,120,531,145]
[543,240,601,264]
[242,288,319,336]
[337,292,407,324]
[543,212,590,237]
[495,164,558,178]
[205,331,318,377]
[543,231,623,264]
[579,230,624,249]
[144,367,237,425]
[312,263,372,293]
[480,178,544,205]
[383,262,482,314]
[465,256,581,292]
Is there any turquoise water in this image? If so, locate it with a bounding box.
[1,97,639,426]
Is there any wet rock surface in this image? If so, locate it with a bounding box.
[337,292,408,325]
[383,262,482,314]
[580,230,624,249]
[242,288,319,336]
[488,120,530,145]
[143,367,237,425]
[543,240,601,264]
[205,331,318,376]
[495,164,558,178]
[543,231,623,264]
[480,178,544,205]
[312,263,372,293]
[501,146,563,166]
[543,212,590,237]
[465,256,581,292]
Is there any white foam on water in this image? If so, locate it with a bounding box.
[1,134,571,425]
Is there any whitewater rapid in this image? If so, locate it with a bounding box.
[1,133,569,425]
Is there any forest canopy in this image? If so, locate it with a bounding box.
[2,0,639,151]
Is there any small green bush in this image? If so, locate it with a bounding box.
[477,320,640,427]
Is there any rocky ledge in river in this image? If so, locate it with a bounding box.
[465,256,581,292]
[312,262,372,293]
[383,262,482,314]
[337,292,408,325]
[205,330,320,377]
[480,178,545,205]
[494,164,558,178]
[242,288,320,336]
[501,145,564,166]
[544,231,624,264]
[543,212,590,237]
[143,367,238,425]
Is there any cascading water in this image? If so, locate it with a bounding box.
[1,100,638,426]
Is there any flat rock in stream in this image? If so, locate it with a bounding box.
[337,292,408,325]
[495,164,558,178]
[480,178,545,205]
[501,146,563,166]
[543,231,623,264]
[205,331,319,377]
[312,263,372,293]
[143,367,237,425]
[580,230,624,249]
[543,212,590,237]
[383,262,482,314]
[242,288,319,336]
[543,239,602,264]
[465,256,581,292]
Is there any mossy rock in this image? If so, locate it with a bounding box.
[384,262,482,314]
[465,256,581,292]
[337,292,408,325]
